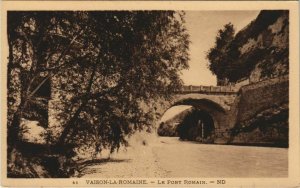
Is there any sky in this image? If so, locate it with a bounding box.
[180,11,260,86]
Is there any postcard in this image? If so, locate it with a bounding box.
[1,1,299,187]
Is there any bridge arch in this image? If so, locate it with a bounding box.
[168,98,227,131]
[172,98,226,113]
[158,96,230,142]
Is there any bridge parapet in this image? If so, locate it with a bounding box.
[180,85,239,95]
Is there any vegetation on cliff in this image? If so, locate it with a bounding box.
[206,23,235,83]
[207,10,289,84]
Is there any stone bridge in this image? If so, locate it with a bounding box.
[156,85,240,139]
[156,76,289,144]
[175,85,239,110]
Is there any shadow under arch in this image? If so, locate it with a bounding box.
[177,109,215,142]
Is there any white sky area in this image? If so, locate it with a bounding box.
[180,11,260,86]
[160,105,192,123]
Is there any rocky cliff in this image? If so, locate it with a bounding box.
[223,10,289,83]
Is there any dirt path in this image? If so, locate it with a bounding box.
[79,132,167,178]
[79,135,288,178]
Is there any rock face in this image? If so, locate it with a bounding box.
[217,10,289,85]
[242,11,288,81]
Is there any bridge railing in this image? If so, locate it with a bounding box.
[180,85,239,94]
[179,75,288,95]
[179,75,289,95]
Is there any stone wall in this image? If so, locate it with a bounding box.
[235,76,288,124]
[229,76,289,146]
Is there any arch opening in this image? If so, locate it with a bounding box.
[177,109,215,143]
[157,105,193,137]
[157,98,227,143]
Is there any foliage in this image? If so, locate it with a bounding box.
[206,10,289,83]
[7,11,190,177]
[157,122,178,137]
[206,23,235,82]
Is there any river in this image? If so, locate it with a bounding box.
[79,133,287,178]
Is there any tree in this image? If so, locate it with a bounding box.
[7,11,190,177]
[206,23,235,85]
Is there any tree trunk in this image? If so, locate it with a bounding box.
[57,62,97,146]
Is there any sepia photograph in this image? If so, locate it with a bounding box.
[1,1,299,187]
